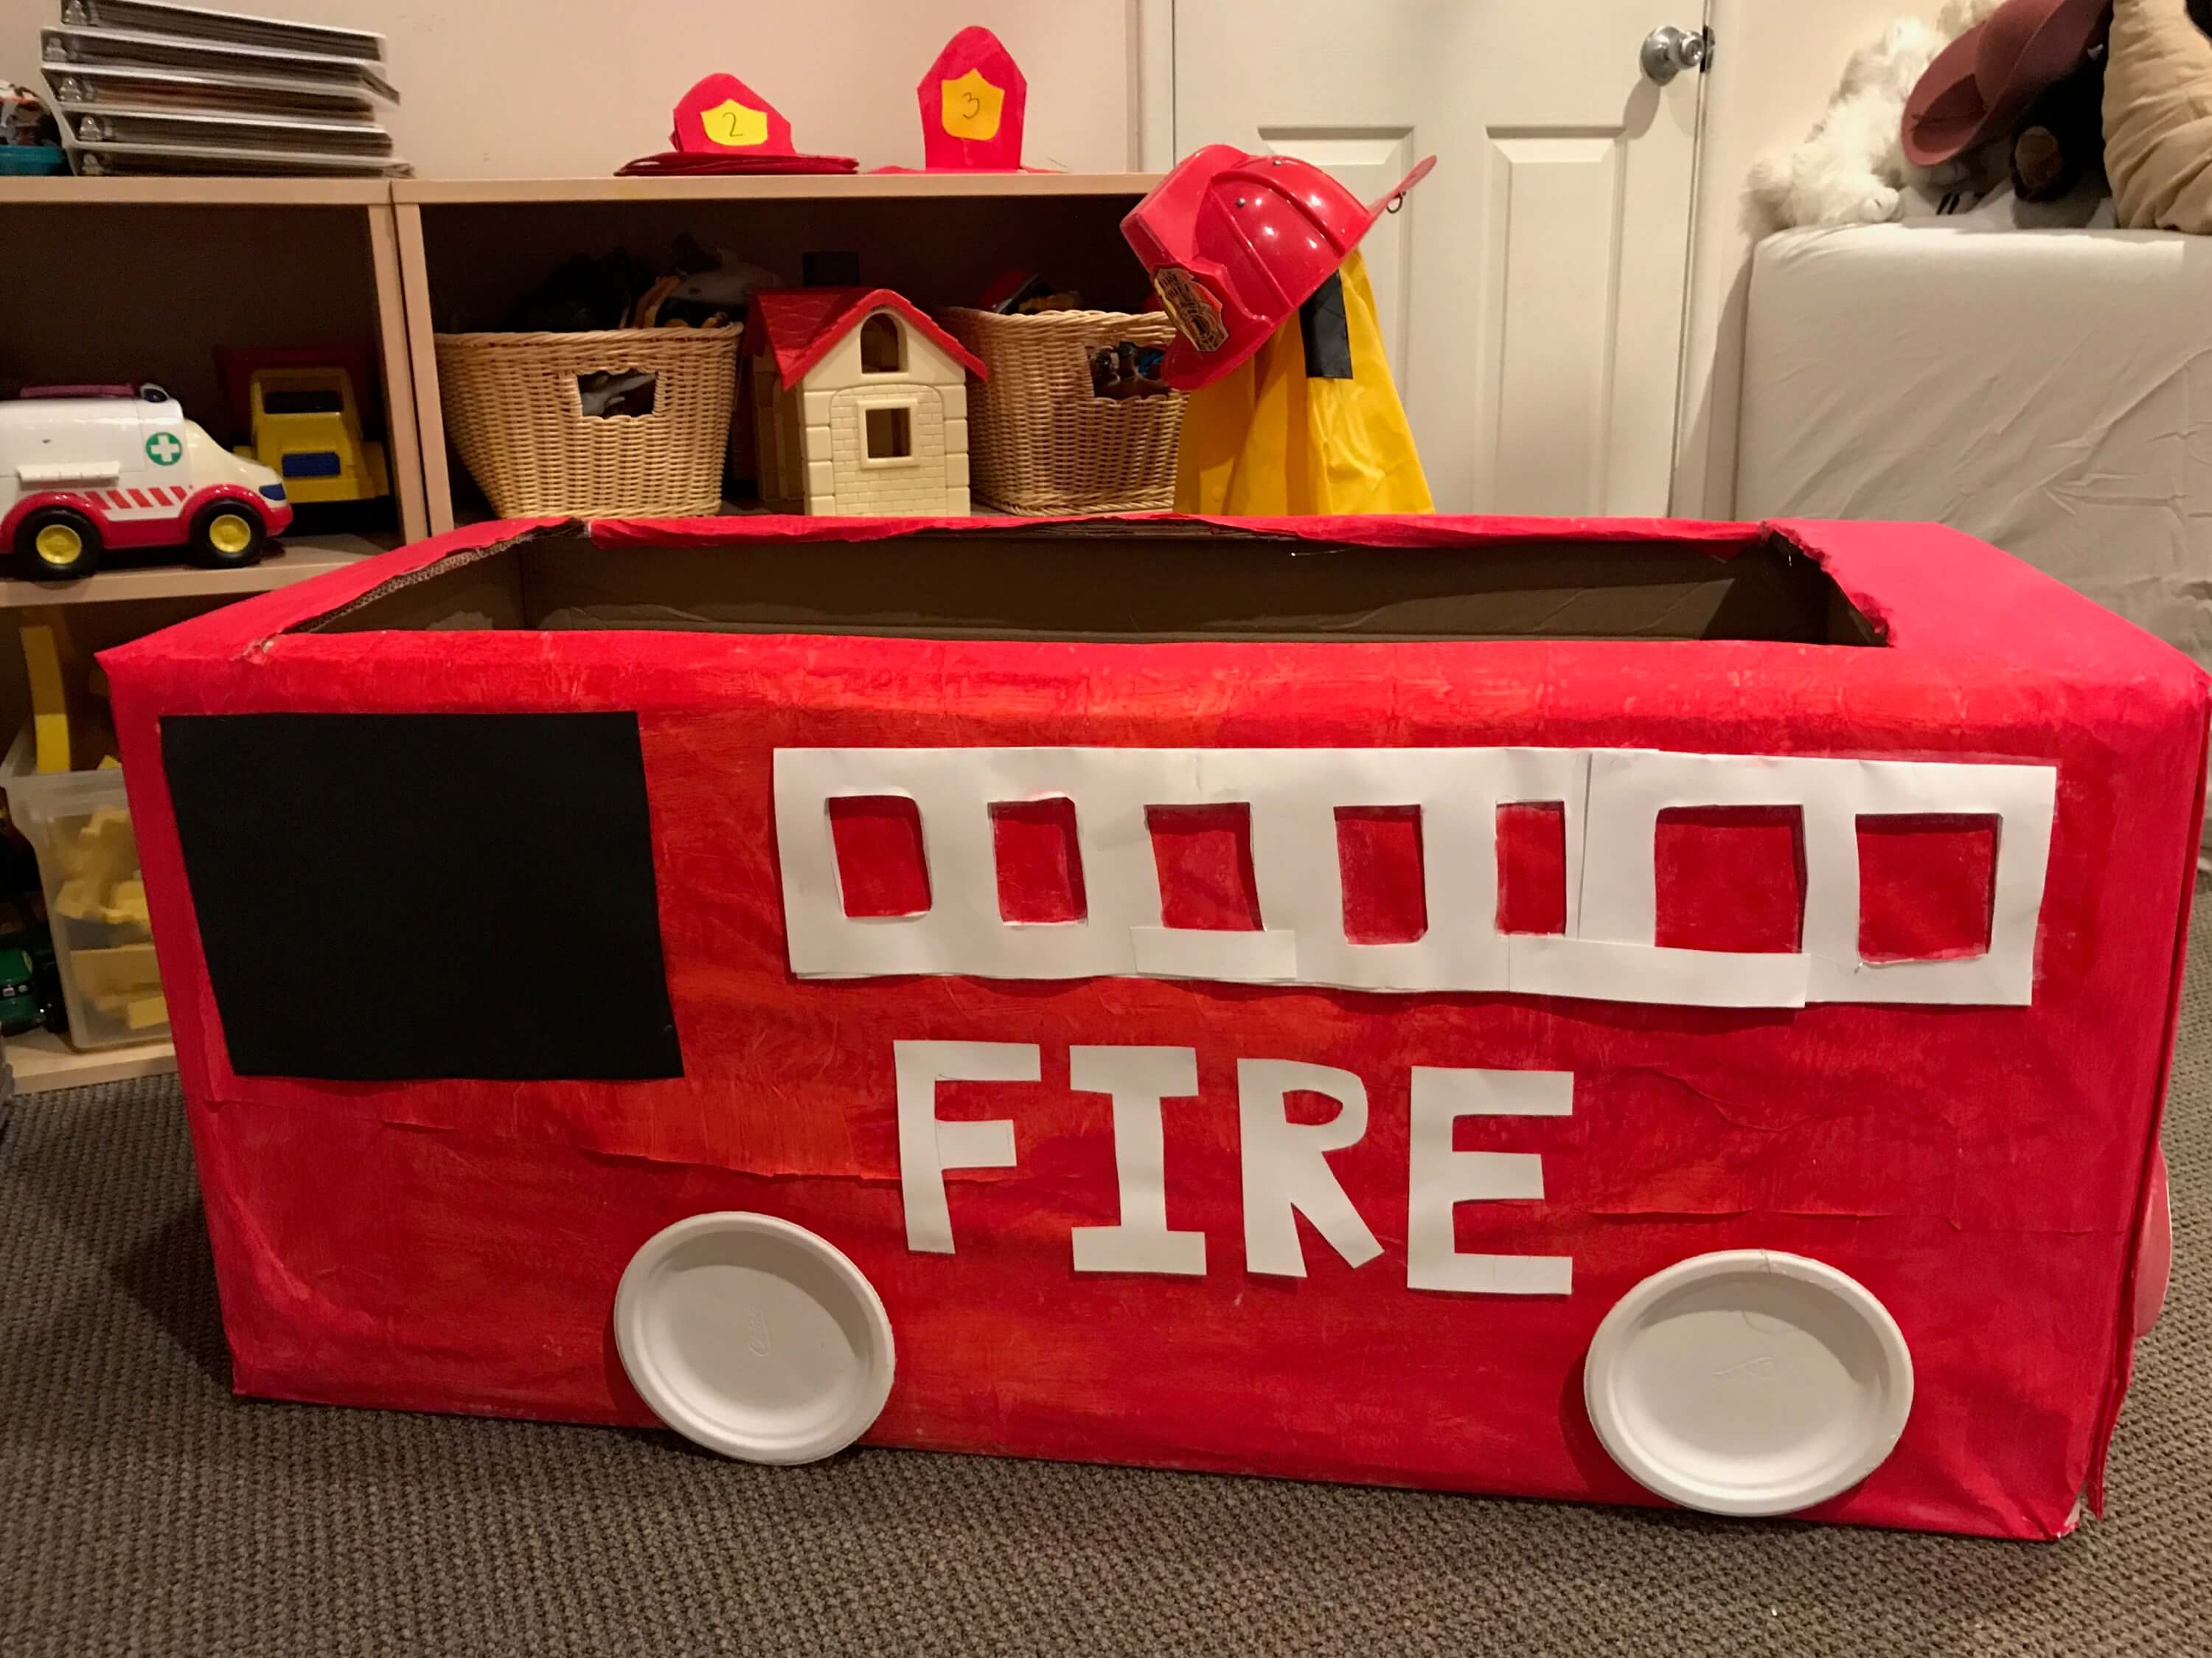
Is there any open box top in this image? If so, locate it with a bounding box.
[97,507,2205,665]
[285,516,1885,646]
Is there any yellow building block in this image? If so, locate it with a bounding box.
[100,879,150,932]
[53,878,101,922]
[73,943,161,1001]
[122,992,168,1031]
[55,811,136,891]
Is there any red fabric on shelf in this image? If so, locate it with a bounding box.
[617,152,858,176]
[100,511,2208,1541]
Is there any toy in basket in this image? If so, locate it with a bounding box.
[938,302,1185,513]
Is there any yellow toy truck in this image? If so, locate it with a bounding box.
[232,367,389,504]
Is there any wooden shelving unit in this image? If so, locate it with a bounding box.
[392,173,1161,205]
[0,532,389,610]
[0,176,430,544]
[0,176,394,207]
[8,1027,175,1094]
[393,171,1159,530]
[0,176,433,1092]
[0,170,1162,1093]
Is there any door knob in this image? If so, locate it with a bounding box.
[1641,24,1708,84]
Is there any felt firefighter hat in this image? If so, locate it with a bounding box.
[1902,0,2112,168]
[1121,145,1435,391]
[619,73,855,177]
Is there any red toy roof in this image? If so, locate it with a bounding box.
[745,288,987,389]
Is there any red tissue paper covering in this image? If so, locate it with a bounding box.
[100,510,2208,1541]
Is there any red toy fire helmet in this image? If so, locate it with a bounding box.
[1122,145,1435,391]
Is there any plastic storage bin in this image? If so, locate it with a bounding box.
[6,766,165,1050]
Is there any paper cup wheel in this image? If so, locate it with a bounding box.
[1584,1249,1913,1517]
[614,1212,894,1464]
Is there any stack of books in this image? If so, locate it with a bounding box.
[39,0,406,177]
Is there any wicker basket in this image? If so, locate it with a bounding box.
[434,326,739,518]
[939,308,1184,514]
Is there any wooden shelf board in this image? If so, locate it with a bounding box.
[0,530,392,609]
[9,1026,175,1095]
[0,175,392,207]
[451,499,1034,532]
[0,173,1159,209]
[397,172,1160,206]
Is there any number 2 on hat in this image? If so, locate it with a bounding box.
[700,98,767,149]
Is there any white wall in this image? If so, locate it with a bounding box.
[19,0,1938,519]
[14,0,1135,176]
[1673,0,1947,518]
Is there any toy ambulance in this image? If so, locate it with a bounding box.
[0,387,292,581]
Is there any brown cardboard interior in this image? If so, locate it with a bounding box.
[302,522,1883,645]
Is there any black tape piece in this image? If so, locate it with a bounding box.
[1298,271,1353,381]
[161,712,682,1081]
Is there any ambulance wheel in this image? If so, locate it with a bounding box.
[188,502,267,569]
[613,1212,894,1464]
[1582,1250,1913,1517]
[13,507,102,581]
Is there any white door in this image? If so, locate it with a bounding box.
[1166,1,1706,516]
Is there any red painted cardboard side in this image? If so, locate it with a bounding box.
[102,514,2211,1539]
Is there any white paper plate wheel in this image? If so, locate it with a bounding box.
[614,1213,894,1464]
[1584,1250,1913,1517]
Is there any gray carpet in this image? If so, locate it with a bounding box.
[4,935,2209,1658]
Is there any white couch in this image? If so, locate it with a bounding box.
[1736,223,2212,684]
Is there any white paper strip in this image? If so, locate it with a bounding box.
[775,747,2056,1010]
[1068,1046,1207,1275]
[894,1040,1037,1254]
[1406,1067,1573,1296]
[1237,1059,1385,1277]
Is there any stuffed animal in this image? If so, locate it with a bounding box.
[1748,1,2006,230]
[2010,47,2107,198]
[2104,0,2212,229]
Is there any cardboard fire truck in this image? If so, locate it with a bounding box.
[0,389,291,580]
[101,512,2205,1540]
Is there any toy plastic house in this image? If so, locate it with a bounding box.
[745,288,987,515]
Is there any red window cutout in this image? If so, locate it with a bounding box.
[1857,814,1997,962]
[1655,805,1805,953]
[1496,802,1568,936]
[1337,805,1426,943]
[1147,803,1263,931]
[828,795,931,918]
[991,797,1088,923]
